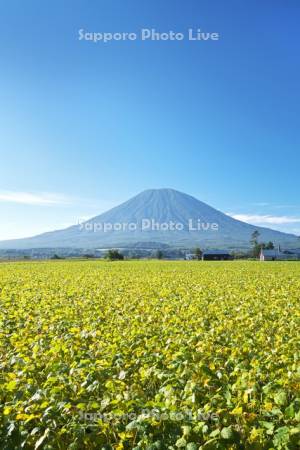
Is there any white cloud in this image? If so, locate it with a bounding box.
[227,213,300,225]
[0,191,72,206]
[251,202,270,207]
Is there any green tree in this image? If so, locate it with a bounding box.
[105,249,124,260]
[265,241,274,250]
[250,230,260,247]
[156,250,163,260]
[250,230,261,258]
[194,247,202,260]
[51,254,63,260]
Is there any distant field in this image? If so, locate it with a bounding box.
[0,261,299,449]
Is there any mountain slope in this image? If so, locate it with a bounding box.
[0,188,298,250]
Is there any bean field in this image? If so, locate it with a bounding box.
[0,261,299,449]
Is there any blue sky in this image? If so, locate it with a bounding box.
[0,0,300,239]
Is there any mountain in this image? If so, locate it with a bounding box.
[0,188,298,250]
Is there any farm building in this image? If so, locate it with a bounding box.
[260,248,300,261]
[202,250,233,261]
[185,253,196,260]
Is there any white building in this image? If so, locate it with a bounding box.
[260,248,300,261]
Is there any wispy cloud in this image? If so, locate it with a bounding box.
[0,191,72,206]
[227,213,300,225]
[251,202,270,207]
[250,202,300,210]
